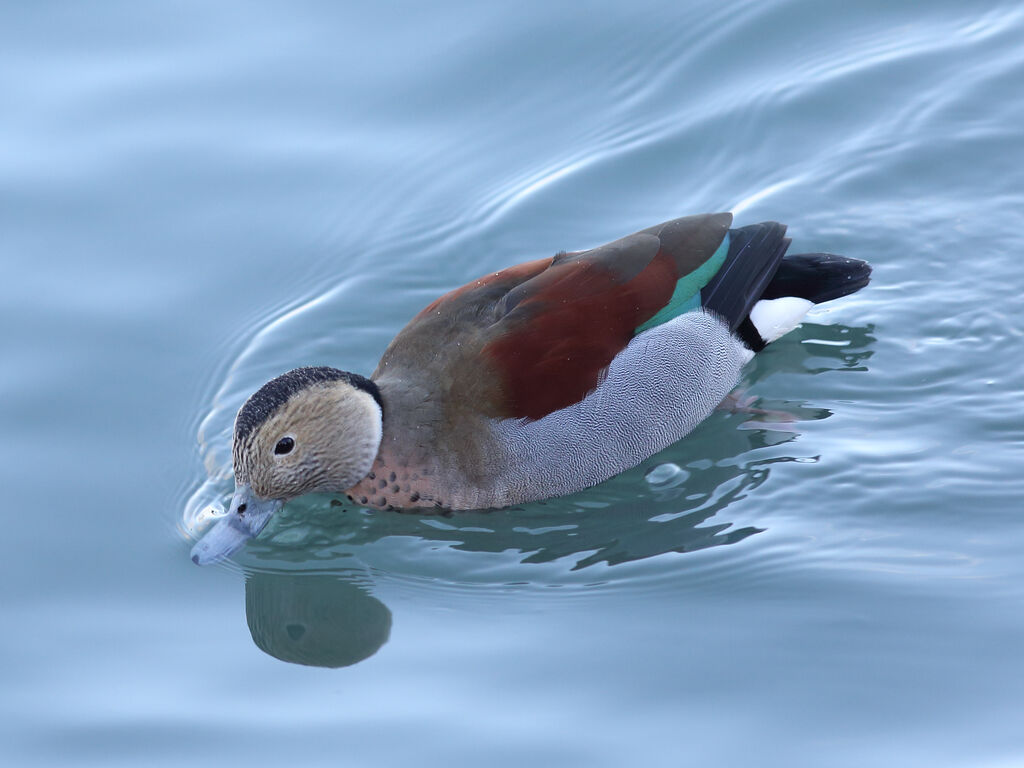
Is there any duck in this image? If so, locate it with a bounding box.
[191,212,870,564]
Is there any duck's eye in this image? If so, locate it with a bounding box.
[274,436,295,455]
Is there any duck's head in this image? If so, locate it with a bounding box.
[190,366,383,565]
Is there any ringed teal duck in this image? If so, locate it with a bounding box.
[192,212,870,564]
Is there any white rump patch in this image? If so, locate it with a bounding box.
[749,297,814,343]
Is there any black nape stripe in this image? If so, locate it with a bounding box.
[342,371,383,411]
[234,366,383,442]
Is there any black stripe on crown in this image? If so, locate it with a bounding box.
[234,366,382,443]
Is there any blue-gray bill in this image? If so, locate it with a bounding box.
[190,485,282,565]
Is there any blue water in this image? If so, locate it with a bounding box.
[4,0,1024,765]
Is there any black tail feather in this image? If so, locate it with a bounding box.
[700,224,871,352]
[763,253,872,304]
[701,222,790,331]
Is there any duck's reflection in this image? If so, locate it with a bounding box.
[237,322,874,667]
[241,443,791,668]
[245,572,391,668]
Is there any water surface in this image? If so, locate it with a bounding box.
[3,1,1024,766]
